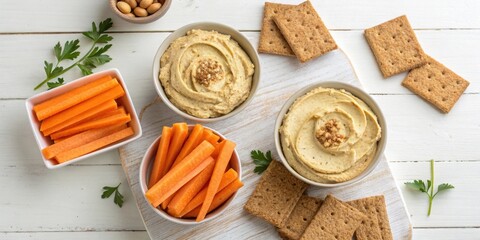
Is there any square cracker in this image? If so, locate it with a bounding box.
[277,195,323,240]
[402,55,470,113]
[364,15,427,77]
[300,195,366,240]
[273,1,337,62]
[244,160,308,228]
[348,195,393,240]
[258,2,296,56]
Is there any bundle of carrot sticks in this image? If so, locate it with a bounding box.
[34,75,134,164]
[145,123,243,222]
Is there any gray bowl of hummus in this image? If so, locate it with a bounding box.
[274,82,387,187]
[152,22,260,122]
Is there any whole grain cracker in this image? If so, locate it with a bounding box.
[244,160,308,228]
[273,1,337,62]
[300,195,366,240]
[364,15,427,77]
[258,2,296,56]
[402,55,469,113]
[277,195,323,240]
[348,195,393,240]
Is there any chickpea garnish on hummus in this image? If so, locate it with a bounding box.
[159,29,255,118]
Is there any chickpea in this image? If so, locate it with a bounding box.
[139,0,154,9]
[133,7,148,17]
[123,0,137,8]
[147,3,162,14]
[116,1,132,14]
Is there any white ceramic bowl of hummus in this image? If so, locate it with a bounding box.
[139,125,242,224]
[274,82,387,187]
[153,22,260,122]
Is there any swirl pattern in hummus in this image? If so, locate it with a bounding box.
[280,87,381,183]
[159,29,254,118]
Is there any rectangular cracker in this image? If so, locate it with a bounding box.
[273,1,337,62]
[402,55,470,113]
[300,195,366,240]
[364,15,427,77]
[258,2,296,56]
[277,195,323,240]
[348,195,393,240]
[244,160,308,228]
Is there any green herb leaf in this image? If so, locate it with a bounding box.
[77,64,92,76]
[101,183,124,208]
[404,160,454,216]
[437,183,454,193]
[43,61,63,78]
[47,78,65,90]
[83,18,113,43]
[114,189,124,208]
[251,150,273,174]
[35,18,113,90]
[405,180,427,193]
[54,40,80,62]
[101,186,116,199]
[77,44,112,76]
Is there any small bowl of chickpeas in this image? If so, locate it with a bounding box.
[109,0,172,24]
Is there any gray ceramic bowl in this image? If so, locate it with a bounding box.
[139,125,242,224]
[274,81,387,188]
[109,0,172,24]
[152,22,261,122]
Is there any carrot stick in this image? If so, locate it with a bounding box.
[145,141,215,208]
[148,127,173,188]
[34,75,112,112]
[159,123,201,210]
[211,140,225,159]
[196,140,236,222]
[41,100,117,136]
[161,124,205,208]
[178,168,238,217]
[167,159,215,217]
[53,137,66,143]
[88,106,126,121]
[170,124,204,169]
[50,113,131,140]
[205,133,220,145]
[147,156,214,208]
[55,127,134,163]
[80,106,126,125]
[159,123,188,179]
[42,124,126,160]
[40,85,125,131]
[183,179,243,218]
[162,124,204,209]
[35,77,119,120]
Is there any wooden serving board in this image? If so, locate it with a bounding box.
[119,49,412,239]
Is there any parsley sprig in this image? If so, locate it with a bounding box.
[34,18,113,90]
[404,160,454,216]
[101,183,124,208]
[250,150,273,174]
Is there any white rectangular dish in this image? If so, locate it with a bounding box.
[25,68,142,169]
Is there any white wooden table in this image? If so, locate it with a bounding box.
[0,1,479,239]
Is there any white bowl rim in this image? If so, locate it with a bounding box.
[274,81,388,188]
[152,21,261,123]
[25,68,142,169]
[139,125,242,224]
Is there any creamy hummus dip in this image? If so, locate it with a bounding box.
[159,29,254,118]
[280,87,381,183]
